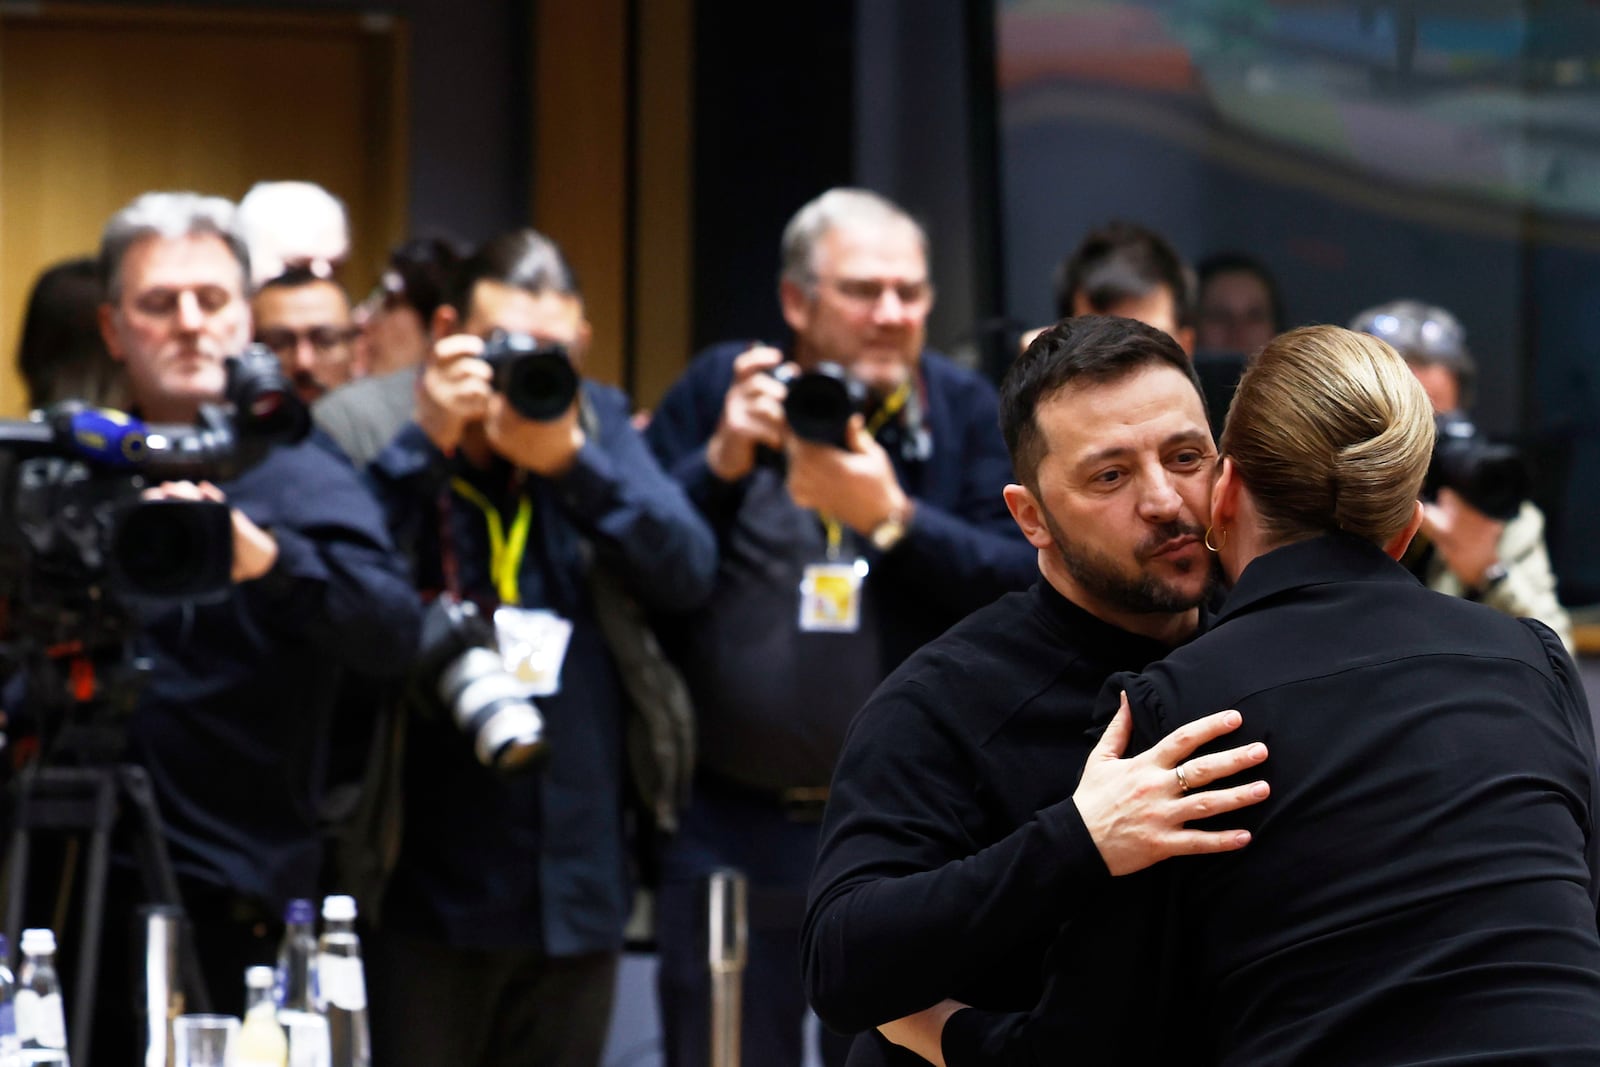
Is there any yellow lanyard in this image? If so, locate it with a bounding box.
[820,380,912,559]
[450,476,534,605]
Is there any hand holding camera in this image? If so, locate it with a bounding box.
[140,479,279,583]
[706,344,787,482]
[417,334,494,455]
[786,414,909,537]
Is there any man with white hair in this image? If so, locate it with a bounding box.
[236,179,351,287]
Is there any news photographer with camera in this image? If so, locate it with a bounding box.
[1350,300,1574,652]
[645,188,1036,1067]
[80,192,420,1043]
[361,228,716,1067]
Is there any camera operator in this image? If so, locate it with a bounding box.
[85,192,420,1030]
[1351,299,1574,652]
[362,229,716,1067]
[645,188,1035,1067]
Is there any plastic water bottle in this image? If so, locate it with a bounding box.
[236,966,288,1067]
[0,934,18,1067]
[316,897,370,1067]
[15,929,67,1067]
[275,898,318,1011]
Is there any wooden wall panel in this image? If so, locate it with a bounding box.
[0,4,408,416]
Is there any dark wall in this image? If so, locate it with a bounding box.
[690,0,856,352]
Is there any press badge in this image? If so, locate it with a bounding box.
[494,607,573,696]
[798,559,869,633]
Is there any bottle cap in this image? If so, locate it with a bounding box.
[285,898,314,924]
[245,965,275,989]
[321,894,357,922]
[20,928,55,954]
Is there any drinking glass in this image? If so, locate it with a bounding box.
[173,1013,239,1067]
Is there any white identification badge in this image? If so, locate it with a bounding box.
[799,559,869,633]
[494,607,574,697]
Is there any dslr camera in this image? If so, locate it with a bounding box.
[481,330,580,422]
[773,361,868,448]
[415,594,547,772]
[1427,411,1529,522]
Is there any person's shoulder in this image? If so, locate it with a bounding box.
[314,368,412,418]
[861,587,1063,732]
[918,348,996,394]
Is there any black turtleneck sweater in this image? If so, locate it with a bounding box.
[801,580,1192,1065]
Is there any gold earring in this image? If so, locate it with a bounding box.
[1204,525,1227,552]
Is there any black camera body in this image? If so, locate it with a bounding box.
[774,361,868,449]
[1427,412,1530,522]
[0,345,309,660]
[481,330,580,423]
[415,594,547,772]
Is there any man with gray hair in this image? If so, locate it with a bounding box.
[236,179,351,287]
[647,187,1035,1066]
[91,190,418,1034]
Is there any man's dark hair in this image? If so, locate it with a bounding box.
[1197,251,1287,334]
[1001,316,1205,489]
[1053,220,1194,326]
[257,265,348,298]
[447,229,581,317]
[386,236,465,323]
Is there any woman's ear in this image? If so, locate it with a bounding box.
[1210,456,1240,533]
[1384,499,1426,561]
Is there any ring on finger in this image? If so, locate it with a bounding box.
[1175,765,1192,793]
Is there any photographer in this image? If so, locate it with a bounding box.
[86,192,420,1027]
[646,188,1035,1067]
[1350,299,1573,652]
[362,229,716,1067]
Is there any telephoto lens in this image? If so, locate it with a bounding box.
[417,595,547,772]
[480,330,580,422]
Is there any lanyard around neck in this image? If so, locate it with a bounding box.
[449,476,533,605]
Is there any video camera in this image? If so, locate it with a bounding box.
[1427,411,1529,522]
[0,345,309,690]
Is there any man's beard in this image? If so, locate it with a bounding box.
[1041,507,1214,615]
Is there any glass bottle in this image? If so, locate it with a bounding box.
[316,897,370,1067]
[15,929,67,1067]
[236,966,288,1067]
[274,899,318,1012]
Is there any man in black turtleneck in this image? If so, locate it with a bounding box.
[803,316,1271,1066]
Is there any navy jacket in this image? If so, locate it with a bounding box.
[369,382,716,954]
[646,343,1035,789]
[129,435,421,908]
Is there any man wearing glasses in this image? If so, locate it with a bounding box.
[253,267,365,404]
[647,187,1036,1067]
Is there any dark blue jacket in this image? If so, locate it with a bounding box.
[369,382,717,954]
[646,343,1035,789]
[129,435,421,909]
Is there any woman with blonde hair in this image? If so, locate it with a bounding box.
[889,325,1600,1065]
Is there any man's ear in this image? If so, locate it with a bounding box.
[1176,324,1196,357]
[1384,499,1426,561]
[430,304,459,342]
[98,304,126,363]
[1003,483,1055,551]
[779,278,811,336]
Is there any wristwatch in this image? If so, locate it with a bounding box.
[1468,560,1509,601]
[869,505,910,552]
